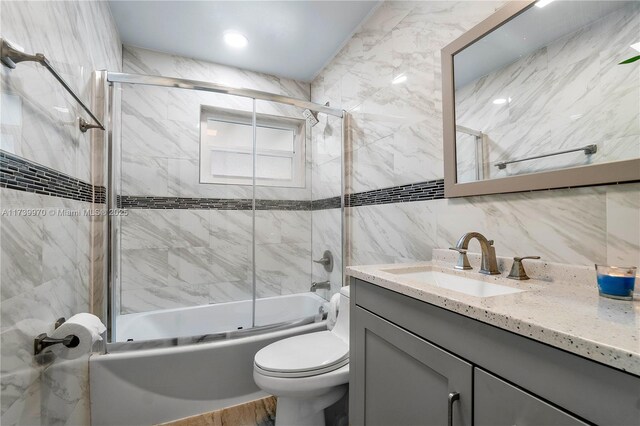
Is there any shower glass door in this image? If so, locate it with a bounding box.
[109,75,343,344]
[252,99,314,326]
[113,81,257,342]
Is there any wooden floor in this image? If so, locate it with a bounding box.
[157,396,277,426]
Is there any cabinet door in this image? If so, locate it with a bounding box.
[351,307,472,426]
[475,368,588,426]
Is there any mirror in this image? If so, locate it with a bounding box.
[443,0,640,197]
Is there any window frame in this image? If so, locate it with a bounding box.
[199,105,306,188]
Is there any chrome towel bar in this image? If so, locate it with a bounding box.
[1,37,105,133]
[495,144,597,170]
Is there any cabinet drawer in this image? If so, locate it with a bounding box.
[475,369,588,426]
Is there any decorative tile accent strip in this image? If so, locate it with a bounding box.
[118,196,313,211]
[256,199,311,211]
[311,196,342,210]
[0,150,106,203]
[117,181,445,211]
[346,179,445,207]
[94,186,106,204]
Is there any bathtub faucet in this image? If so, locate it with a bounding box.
[310,281,330,292]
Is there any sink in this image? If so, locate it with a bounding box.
[381,267,525,297]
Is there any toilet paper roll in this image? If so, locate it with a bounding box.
[327,292,341,330]
[49,313,106,360]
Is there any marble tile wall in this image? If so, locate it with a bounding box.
[119,209,313,314]
[455,2,640,181]
[120,46,313,201]
[311,0,640,270]
[0,1,121,424]
[118,47,321,314]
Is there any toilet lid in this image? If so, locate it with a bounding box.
[254,331,349,375]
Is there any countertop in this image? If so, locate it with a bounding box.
[346,252,640,376]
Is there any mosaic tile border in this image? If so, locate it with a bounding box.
[0,150,444,209]
[0,150,106,203]
[312,196,342,210]
[118,180,445,211]
[346,179,445,207]
[118,196,313,211]
[120,195,343,210]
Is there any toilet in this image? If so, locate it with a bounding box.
[253,286,350,426]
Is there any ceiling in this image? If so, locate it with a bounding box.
[454,1,633,88]
[108,1,380,82]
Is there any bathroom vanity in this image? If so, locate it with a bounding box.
[347,255,640,426]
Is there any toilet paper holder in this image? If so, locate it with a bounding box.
[34,317,80,356]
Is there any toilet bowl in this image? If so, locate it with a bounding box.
[253,286,350,426]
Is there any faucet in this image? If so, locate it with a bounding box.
[454,232,500,275]
[310,281,330,292]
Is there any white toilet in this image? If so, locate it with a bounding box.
[253,286,350,426]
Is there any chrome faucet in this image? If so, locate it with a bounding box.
[454,232,500,275]
[310,281,331,292]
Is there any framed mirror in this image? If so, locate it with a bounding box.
[442,0,640,197]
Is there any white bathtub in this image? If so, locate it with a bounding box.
[90,293,328,425]
[116,292,328,342]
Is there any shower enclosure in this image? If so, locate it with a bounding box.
[103,72,345,345]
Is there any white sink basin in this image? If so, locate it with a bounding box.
[381,267,525,297]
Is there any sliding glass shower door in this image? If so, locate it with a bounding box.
[113,82,257,341]
[108,74,343,343]
[252,99,314,326]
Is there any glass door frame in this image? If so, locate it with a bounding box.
[104,71,344,343]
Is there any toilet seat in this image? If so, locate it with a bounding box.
[254,331,349,378]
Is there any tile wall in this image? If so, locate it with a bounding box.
[311,1,640,269]
[0,1,121,424]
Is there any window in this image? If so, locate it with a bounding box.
[199,106,306,188]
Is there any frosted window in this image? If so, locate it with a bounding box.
[200,107,305,187]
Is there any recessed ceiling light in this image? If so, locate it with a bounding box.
[391,74,407,85]
[535,0,556,8]
[224,31,248,49]
[493,98,507,105]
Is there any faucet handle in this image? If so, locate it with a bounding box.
[508,256,541,280]
[449,247,472,270]
[514,255,540,262]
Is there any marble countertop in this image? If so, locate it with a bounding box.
[346,251,640,376]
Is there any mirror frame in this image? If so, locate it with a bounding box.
[442,0,640,198]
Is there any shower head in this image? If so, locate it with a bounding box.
[302,109,319,127]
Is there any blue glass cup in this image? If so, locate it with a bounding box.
[595,265,636,300]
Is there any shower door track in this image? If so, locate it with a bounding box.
[106,72,344,117]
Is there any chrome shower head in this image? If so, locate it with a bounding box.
[302,109,319,127]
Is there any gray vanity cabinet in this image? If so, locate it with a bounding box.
[352,306,472,426]
[350,279,640,426]
[474,369,587,426]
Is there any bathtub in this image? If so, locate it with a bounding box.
[90,293,328,426]
[115,292,328,342]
